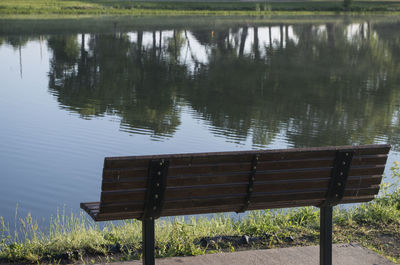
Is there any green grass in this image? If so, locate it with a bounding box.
[0,162,400,264]
[1,0,400,16]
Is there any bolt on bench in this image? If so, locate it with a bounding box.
[81,144,390,265]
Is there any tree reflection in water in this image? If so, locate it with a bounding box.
[39,21,400,149]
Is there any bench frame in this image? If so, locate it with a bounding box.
[81,144,390,265]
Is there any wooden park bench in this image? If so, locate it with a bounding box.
[81,144,390,265]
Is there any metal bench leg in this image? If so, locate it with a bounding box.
[320,206,333,265]
[142,218,155,265]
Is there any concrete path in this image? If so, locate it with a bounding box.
[105,244,395,265]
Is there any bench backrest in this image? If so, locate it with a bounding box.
[94,144,389,221]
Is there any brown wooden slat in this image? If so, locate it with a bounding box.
[99,201,143,214]
[161,187,379,210]
[164,191,327,210]
[257,157,334,171]
[254,176,381,193]
[102,178,147,191]
[160,199,325,217]
[349,164,385,176]
[347,175,382,186]
[102,173,247,190]
[82,202,100,208]
[255,154,387,171]
[340,196,376,204]
[104,151,331,169]
[80,202,100,220]
[166,168,325,188]
[101,168,332,191]
[165,157,335,176]
[96,211,141,221]
[353,154,388,165]
[159,195,378,217]
[102,168,148,180]
[344,186,380,198]
[101,189,146,203]
[168,162,252,176]
[163,180,330,200]
[104,144,389,169]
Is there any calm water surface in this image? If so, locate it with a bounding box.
[1,16,400,225]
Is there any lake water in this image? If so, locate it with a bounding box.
[0,15,399,226]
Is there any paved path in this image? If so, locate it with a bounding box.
[102,243,395,265]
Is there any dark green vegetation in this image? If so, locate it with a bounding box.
[2,0,400,15]
[0,163,399,264]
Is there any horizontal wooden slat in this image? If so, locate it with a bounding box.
[104,144,390,169]
[349,164,385,176]
[348,175,382,186]
[101,168,333,191]
[160,199,326,217]
[158,195,377,217]
[163,187,379,210]
[80,202,100,220]
[340,196,376,204]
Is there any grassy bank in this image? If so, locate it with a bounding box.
[0,162,399,264]
[1,0,400,16]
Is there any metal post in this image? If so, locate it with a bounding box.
[142,218,155,265]
[320,206,333,265]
